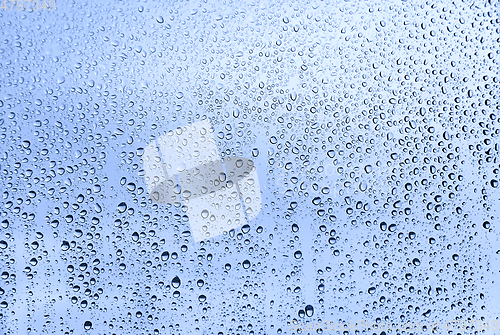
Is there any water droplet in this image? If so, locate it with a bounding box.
[294,251,302,259]
[305,305,314,317]
[117,202,127,213]
[172,276,181,288]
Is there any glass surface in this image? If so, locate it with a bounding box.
[0,0,499,334]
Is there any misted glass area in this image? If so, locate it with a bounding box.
[0,0,499,334]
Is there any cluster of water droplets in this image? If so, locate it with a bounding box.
[0,0,499,334]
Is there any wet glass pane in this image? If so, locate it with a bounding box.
[1,0,499,334]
